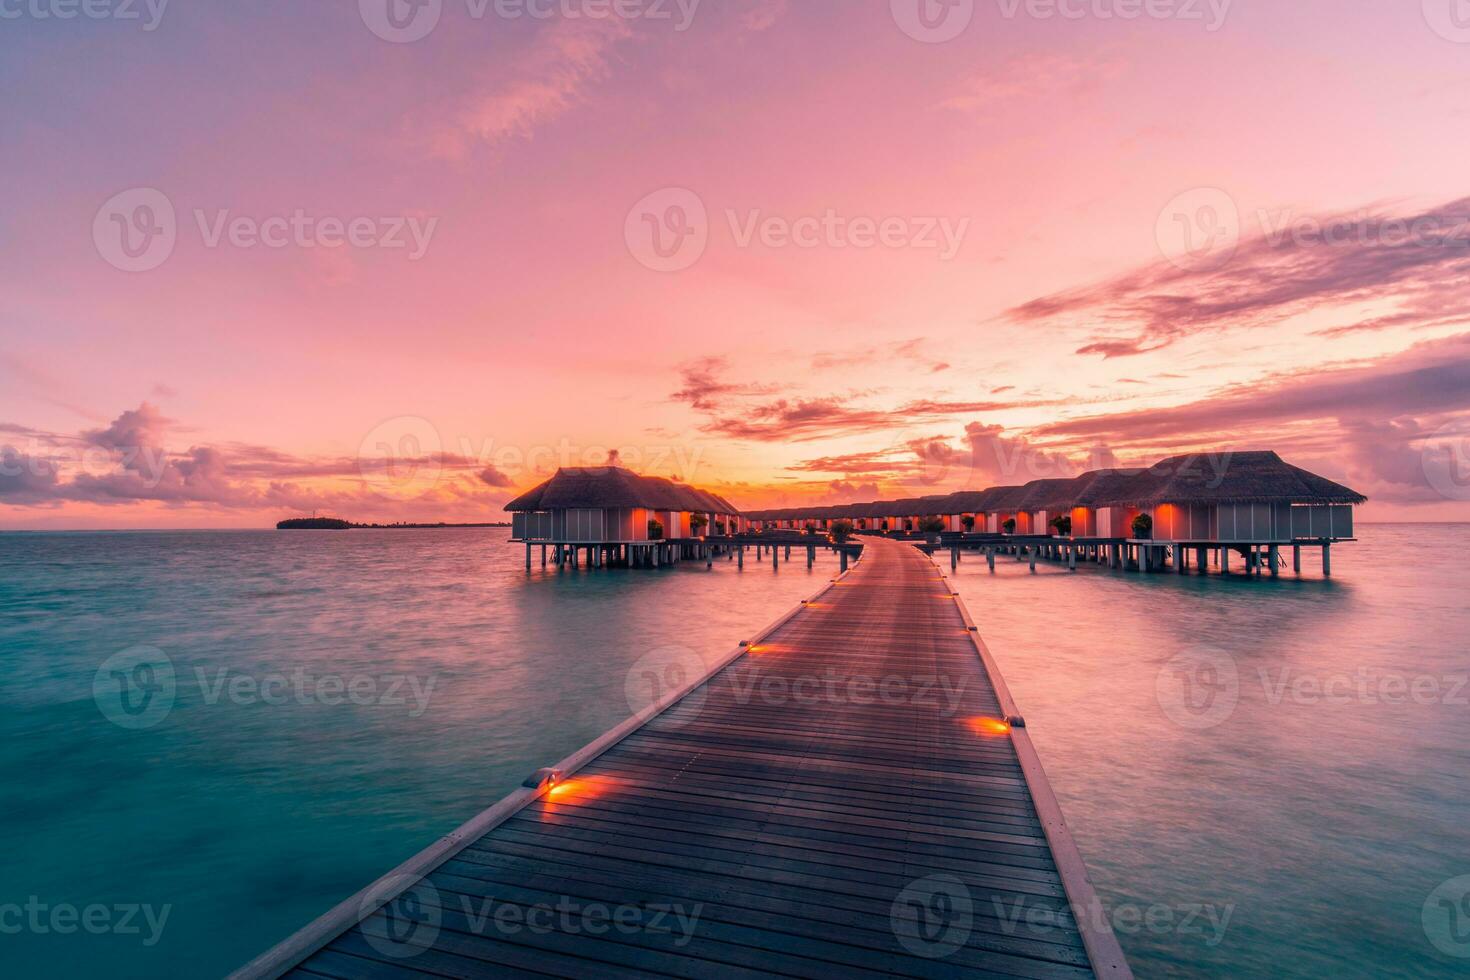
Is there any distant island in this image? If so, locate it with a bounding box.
[276,518,510,530]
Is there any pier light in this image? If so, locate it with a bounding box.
[967,717,1011,736]
[522,767,564,793]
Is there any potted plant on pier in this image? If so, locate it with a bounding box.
[919,516,946,544]
[1131,513,1152,540]
[830,520,854,544]
[1048,514,1072,537]
[648,518,665,541]
[961,515,976,533]
[714,520,726,536]
[690,513,709,537]
[1002,518,1016,535]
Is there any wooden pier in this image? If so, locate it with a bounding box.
[235,538,1130,979]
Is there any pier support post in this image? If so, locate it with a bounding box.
[1269,544,1279,578]
[526,543,532,571]
[807,546,815,568]
[1293,545,1301,573]
[987,548,996,572]
[951,547,958,571]
[1175,544,1185,574]
[772,547,779,569]
[1221,548,1229,573]
[840,550,849,572]
[1322,543,1331,577]
[738,545,744,569]
[1028,547,1036,573]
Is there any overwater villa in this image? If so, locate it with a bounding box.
[506,465,745,568]
[743,451,1365,576]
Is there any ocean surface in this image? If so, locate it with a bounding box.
[0,525,1466,978]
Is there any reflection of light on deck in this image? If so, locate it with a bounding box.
[540,776,618,818]
[966,716,1011,736]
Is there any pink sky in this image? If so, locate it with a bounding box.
[4,0,1470,528]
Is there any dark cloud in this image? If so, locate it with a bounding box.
[1035,333,1470,503]
[1007,196,1470,357]
[478,465,514,487]
[670,356,779,411]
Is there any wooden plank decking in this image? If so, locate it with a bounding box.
[236,537,1129,979]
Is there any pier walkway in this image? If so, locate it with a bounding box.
[236,538,1130,979]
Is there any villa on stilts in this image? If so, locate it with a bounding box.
[505,466,745,569]
[742,450,1365,578]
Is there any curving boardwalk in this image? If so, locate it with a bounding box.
[238,537,1130,980]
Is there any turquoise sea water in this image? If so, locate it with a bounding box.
[0,525,1466,977]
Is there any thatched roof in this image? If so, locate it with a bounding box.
[737,452,1363,522]
[1081,451,1366,506]
[504,467,742,514]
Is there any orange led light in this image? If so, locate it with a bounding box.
[966,716,1012,736]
